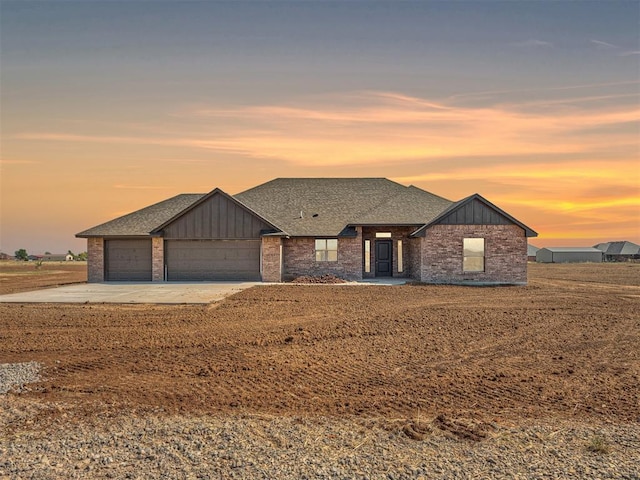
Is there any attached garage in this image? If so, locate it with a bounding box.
[165,239,261,281]
[105,239,152,281]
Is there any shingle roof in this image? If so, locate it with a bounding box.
[76,178,535,239]
[234,178,453,236]
[76,194,205,237]
[594,241,640,255]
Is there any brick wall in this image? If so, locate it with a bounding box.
[407,237,422,281]
[361,227,415,279]
[261,237,282,282]
[419,224,528,284]
[87,237,104,282]
[151,237,164,282]
[282,234,363,281]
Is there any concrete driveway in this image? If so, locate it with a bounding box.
[0,282,260,304]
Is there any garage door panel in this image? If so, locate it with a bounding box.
[105,239,152,281]
[166,240,260,281]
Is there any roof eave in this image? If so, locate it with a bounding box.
[409,193,538,238]
[150,187,287,236]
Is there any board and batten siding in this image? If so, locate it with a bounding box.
[437,198,511,226]
[161,193,271,239]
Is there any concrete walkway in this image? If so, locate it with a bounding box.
[0,282,260,304]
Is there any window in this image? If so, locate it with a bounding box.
[364,240,371,272]
[463,238,485,272]
[375,232,392,238]
[315,239,338,262]
[397,240,403,272]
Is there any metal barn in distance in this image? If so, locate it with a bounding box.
[593,241,640,262]
[536,247,603,263]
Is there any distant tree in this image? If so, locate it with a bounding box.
[15,249,28,261]
[45,251,51,255]
[75,252,88,261]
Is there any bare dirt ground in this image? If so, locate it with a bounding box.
[1,263,638,422]
[0,261,87,295]
[1,262,639,478]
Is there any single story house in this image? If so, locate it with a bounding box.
[594,241,640,262]
[536,247,603,264]
[42,253,74,262]
[76,178,537,285]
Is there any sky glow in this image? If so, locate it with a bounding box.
[1,1,638,253]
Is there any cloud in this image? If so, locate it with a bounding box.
[512,39,553,48]
[618,50,640,56]
[591,39,618,49]
[13,88,639,169]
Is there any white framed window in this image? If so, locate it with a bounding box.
[463,238,485,272]
[315,239,338,262]
[364,240,371,272]
[397,240,403,272]
[375,232,392,238]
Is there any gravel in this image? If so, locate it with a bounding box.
[0,362,41,394]
[1,395,639,479]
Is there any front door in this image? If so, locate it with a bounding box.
[375,240,393,277]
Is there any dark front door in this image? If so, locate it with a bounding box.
[375,240,393,277]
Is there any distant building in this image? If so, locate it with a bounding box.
[527,244,539,262]
[42,253,74,262]
[536,247,603,264]
[0,252,14,260]
[593,241,640,262]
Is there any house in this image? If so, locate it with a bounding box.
[594,241,640,262]
[527,244,539,262]
[76,178,537,285]
[536,247,603,264]
[42,253,74,262]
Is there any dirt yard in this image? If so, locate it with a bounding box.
[0,261,87,295]
[1,262,639,478]
[1,262,638,421]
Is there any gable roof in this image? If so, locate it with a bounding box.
[234,178,454,237]
[150,188,281,235]
[410,193,538,238]
[76,178,537,239]
[594,241,640,255]
[76,194,205,237]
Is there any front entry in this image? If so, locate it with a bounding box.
[375,240,393,277]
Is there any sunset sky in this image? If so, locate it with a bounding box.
[1,1,639,254]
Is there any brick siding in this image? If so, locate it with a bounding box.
[87,237,104,282]
[361,227,416,279]
[419,224,528,284]
[261,237,282,282]
[282,234,363,281]
[152,238,164,282]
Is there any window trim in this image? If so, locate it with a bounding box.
[315,238,338,262]
[463,238,485,273]
[397,240,403,273]
[364,240,371,273]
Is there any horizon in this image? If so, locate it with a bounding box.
[1,1,639,254]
